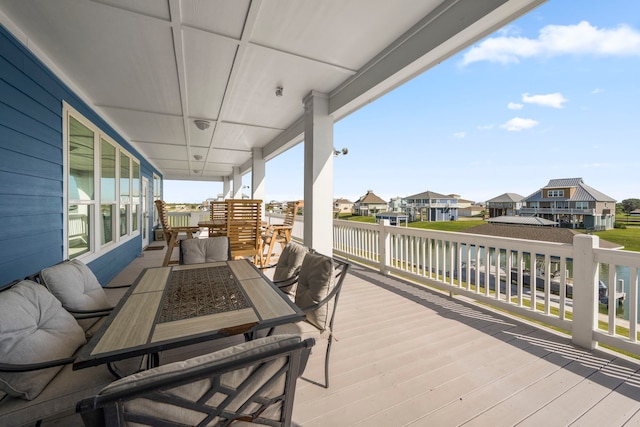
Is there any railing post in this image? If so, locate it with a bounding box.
[379,219,391,275]
[572,234,599,350]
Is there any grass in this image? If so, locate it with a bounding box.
[589,227,640,252]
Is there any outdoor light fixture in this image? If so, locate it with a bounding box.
[333,147,348,156]
[275,86,283,97]
[194,119,210,130]
[192,169,200,174]
[193,154,203,161]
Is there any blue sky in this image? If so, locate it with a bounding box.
[165,0,640,205]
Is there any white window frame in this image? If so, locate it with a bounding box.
[63,102,140,262]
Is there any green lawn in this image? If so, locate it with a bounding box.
[591,227,640,252]
[407,220,485,232]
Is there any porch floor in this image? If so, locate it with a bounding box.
[44,241,640,426]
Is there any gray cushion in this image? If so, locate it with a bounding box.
[40,259,110,313]
[295,252,335,331]
[181,237,230,264]
[273,242,308,295]
[0,281,86,400]
[98,335,302,425]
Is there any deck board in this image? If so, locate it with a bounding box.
[39,243,640,426]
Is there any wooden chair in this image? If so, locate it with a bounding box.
[226,199,262,264]
[154,200,200,267]
[261,200,302,267]
[207,200,227,237]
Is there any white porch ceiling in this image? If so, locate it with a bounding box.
[0,0,545,181]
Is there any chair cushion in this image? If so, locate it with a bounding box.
[0,281,86,400]
[273,242,308,294]
[40,259,110,313]
[181,237,230,264]
[97,335,302,425]
[295,252,335,331]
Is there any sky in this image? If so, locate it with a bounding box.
[165,0,640,205]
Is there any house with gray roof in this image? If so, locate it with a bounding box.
[520,178,616,230]
[404,190,462,222]
[353,190,388,216]
[486,193,525,218]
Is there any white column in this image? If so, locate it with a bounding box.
[252,148,266,218]
[222,177,231,200]
[572,234,599,349]
[232,167,242,199]
[303,91,334,256]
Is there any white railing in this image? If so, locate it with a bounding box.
[329,219,640,356]
[520,207,595,215]
[166,211,209,228]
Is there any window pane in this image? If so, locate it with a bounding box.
[132,162,140,231]
[69,117,94,201]
[101,204,114,245]
[120,205,129,236]
[101,140,116,202]
[69,205,91,258]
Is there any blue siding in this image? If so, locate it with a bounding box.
[0,24,162,285]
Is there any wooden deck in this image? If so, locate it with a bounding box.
[42,241,640,426]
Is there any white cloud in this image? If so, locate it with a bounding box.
[461,21,640,65]
[500,117,539,131]
[522,92,568,108]
[508,102,524,110]
[453,132,466,138]
[477,124,494,130]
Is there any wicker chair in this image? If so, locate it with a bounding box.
[154,200,200,267]
[77,335,314,427]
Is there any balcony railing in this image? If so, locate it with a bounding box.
[323,218,640,356]
[520,207,596,215]
[165,210,209,228]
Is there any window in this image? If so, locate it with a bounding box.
[547,189,564,197]
[153,174,162,226]
[65,104,140,259]
[68,116,94,258]
[576,201,589,209]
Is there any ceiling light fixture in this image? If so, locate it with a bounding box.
[194,119,210,130]
[193,154,203,161]
[193,169,200,174]
[275,86,283,97]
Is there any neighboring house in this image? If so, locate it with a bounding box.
[486,193,525,218]
[453,195,473,209]
[630,209,640,217]
[353,190,388,216]
[388,196,406,213]
[521,178,616,230]
[333,198,354,215]
[459,204,484,217]
[405,191,462,222]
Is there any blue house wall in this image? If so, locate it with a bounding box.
[0,24,162,285]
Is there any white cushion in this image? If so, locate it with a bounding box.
[181,237,230,264]
[295,252,335,331]
[0,281,86,400]
[273,242,308,295]
[40,259,110,313]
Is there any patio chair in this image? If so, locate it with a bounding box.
[77,334,315,427]
[179,236,231,264]
[207,200,228,237]
[261,200,302,267]
[226,199,262,264]
[261,241,309,299]
[155,199,200,266]
[38,259,130,338]
[270,251,350,388]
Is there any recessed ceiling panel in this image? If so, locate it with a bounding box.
[252,0,440,70]
[223,45,353,129]
[135,142,188,161]
[212,122,282,151]
[208,148,250,165]
[93,0,170,20]
[101,108,185,145]
[182,29,238,119]
[180,0,250,39]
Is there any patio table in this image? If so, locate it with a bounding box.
[73,259,303,371]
